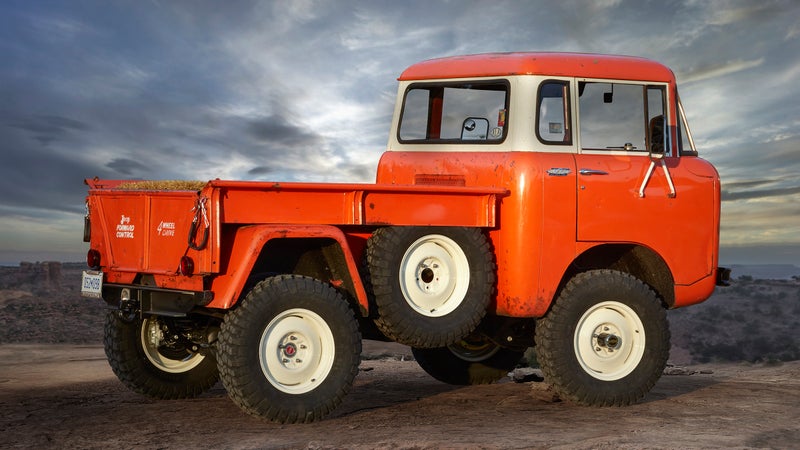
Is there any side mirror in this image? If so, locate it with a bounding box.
[461,117,489,140]
[603,84,614,103]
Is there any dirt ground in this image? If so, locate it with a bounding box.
[1,342,798,449]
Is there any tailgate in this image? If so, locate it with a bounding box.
[88,188,211,274]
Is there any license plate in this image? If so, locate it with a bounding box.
[81,271,103,298]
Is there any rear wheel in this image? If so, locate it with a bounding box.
[535,270,669,406]
[104,313,219,399]
[365,226,494,348]
[217,275,361,423]
[412,337,523,385]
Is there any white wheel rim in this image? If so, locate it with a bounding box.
[399,234,470,317]
[140,317,205,374]
[259,308,335,394]
[574,301,646,381]
[448,340,500,362]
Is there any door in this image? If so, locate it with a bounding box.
[574,80,715,285]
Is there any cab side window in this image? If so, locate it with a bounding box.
[537,81,571,145]
[578,82,666,153]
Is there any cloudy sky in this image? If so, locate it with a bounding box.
[1,0,798,265]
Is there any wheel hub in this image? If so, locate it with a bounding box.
[594,328,623,352]
[415,259,447,296]
[282,342,297,357]
[140,316,205,374]
[420,266,436,284]
[146,320,164,348]
[277,333,307,369]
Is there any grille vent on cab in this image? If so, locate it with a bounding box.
[414,174,466,186]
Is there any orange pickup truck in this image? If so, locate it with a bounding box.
[82,52,728,423]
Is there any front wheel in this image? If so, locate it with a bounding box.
[217,275,361,423]
[534,270,669,406]
[104,313,219,399]
[412,338,523,385]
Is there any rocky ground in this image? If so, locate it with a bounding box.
[1,263,799,448]
[1,344,798,449]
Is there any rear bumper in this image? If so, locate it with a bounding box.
[103,283,214,317]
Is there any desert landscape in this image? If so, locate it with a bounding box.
[1,263,799,449]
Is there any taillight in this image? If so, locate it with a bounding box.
[179,256,194,276]
[87,249,101,269]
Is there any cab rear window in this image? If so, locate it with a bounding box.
[398,81,509,144]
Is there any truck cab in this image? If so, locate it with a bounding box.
[378,52,721,317]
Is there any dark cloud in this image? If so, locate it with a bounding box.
[9,114,89,133]
[247,166,273,176]
[246,116,320,147]
[722,185,800,202]
[106,158,150,176]
[7,114,90,146]
[340,163,374,182]
[0,131,106,215]
[723,179,776,191]
[0,0,798,263]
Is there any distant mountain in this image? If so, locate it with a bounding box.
[669,278,800,364]
[1,263,798,364]
[729,264,800,280]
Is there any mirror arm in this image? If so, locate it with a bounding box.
[639,159,676,198]
[678,98,697,153]
[662,159,676,198]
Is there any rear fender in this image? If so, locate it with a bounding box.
[207,225,369,314]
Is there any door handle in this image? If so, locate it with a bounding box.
[579,169,609,176]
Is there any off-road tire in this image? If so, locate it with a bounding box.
[365,226,495,348]
[216,275,361,423]
[412,339,523,385]
[104,313,219,399]
[535,270,670,406]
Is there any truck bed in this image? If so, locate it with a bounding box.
[86,178,507,276]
